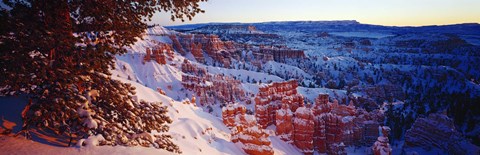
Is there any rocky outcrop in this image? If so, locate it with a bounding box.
[260,48,305,62]
[254,88,385,155]
[309,94,382,154]
[373,126,392,155]
[252,46,305,63]
[363,121,380,145]
[169,35,185,55]
[170,33,236,67]
[275,103,293,142]
[234,125,274,155]
[359,39,372,46]
[181,59,197,74]
[404,113,480,155]
[156,87,166,95]
[352,84,405,105]
[175,34,205,63]
[182,60,246,106]
[225,103,274,155]
[143,43,174,65]
[293,107,315,155]
[222,104,246,128]
[255,80,304,128]
[190,42,205,63]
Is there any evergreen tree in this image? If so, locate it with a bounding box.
[0,0,206,152]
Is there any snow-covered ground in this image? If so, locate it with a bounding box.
[0,74,303,155]
[330,32,394,39]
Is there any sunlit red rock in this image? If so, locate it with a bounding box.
[222,104,247,128]
[254,80,304,128]
[156,87,166,95]
[275,103,293,142]
[292,107,314,155]
[169,35,185,55]
[181,60,246,106]
[169,33,237,67]
[225,103,274,155]
[143,43,174,64]
[190,42,205,63]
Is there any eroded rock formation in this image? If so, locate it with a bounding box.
[143,43,174,65]
[181,60,246,106]
[258,46,305,62]
[255,80,304,128]
[315,95,384,154]
[223,104,274,155]
[275,103,294,142]
[373,126,392,155]
[169,33,237,67]
[404,113,479,155]
[293,107,315,155]
[222,103,247,128]
[252,80,385,154]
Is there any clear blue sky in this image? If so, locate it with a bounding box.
[150,0,480,26]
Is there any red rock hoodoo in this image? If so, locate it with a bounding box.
[275,103,294,142]
[261,93,384,155]
[223,104,274,155]
[143,43,174,65]
[255,80,304,128]
[293,107,315,155]
[372,126,392,155]
[222,103,247,128]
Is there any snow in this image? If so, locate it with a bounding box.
[78,90,98,129]
[77,134,105,147]
[330,32,394,39]
[270,136,302,155]
[113,76,245,155]
[262,61,312,80]
[146,26,172,36]
[0,75,246,154]
[294,107,310,114]
[297,87,346,103]
[204,64,284,83]
[0,135,175,155]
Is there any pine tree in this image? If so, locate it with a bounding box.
[0,0,206,152]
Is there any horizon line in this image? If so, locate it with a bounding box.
[158,20,480,28]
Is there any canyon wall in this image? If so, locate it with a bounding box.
[181,60,246,106]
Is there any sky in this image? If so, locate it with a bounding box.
[150,0,480,26]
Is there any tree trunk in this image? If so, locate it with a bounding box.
[40,0,74,64]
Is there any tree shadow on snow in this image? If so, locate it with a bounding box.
[0,95,78,147]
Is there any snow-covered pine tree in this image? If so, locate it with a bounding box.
[0,0,206,152]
